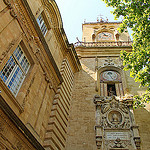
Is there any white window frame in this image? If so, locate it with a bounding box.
[37,13,48,36]
[0,45,30,96]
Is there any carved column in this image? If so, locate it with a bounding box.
[95,56,98,92]
[94,95,103,149]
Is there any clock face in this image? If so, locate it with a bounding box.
[98,32,113,40]
[102,71,118,81]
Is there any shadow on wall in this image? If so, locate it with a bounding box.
[134,107,150,150]
[66,69,97,150]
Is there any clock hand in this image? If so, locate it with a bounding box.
[108,72,113,79]
[102,32,108,36]
[108,74,113,79]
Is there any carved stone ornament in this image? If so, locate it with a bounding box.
[16,141,23,150]
[0,39,15,63]
[0,121,5,132]
[3,0,11,8]
[108,110,122,125]
[10,9,17,18]
[3,0,17,18]
[111,138,125,148]
[22,72,36,110]
[93,95,141,150]
[43,72,53,89]
[104,57,114,66]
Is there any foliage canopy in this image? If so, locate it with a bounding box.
[103,0,150,107]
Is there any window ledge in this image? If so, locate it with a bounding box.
[0,78,24,113]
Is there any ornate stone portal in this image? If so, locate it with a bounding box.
[93,95,141,150]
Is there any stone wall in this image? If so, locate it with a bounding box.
[66,68,97,150]
[0,107,36,150]
[0,0,80,149]
[66,52,150,149]
[0,0,62,145]
[44,58,75,150]
[134,108,150,150]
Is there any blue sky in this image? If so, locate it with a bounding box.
[55,0,122,43]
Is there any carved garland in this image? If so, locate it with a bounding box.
[0,36,19,64]
[18,0,58,91]
[22,64,54,111]
[22,72,36,109]
[3,0,17,18]
[34,49,56,90]
[14,0,34,41]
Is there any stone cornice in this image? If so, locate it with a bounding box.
[75,46,132,58]
[42,0,69,54]
[42,0,81,72]
[54,27,81,72]
[21,0,63,83]
[68,44,82,72]
[83,21,122,25]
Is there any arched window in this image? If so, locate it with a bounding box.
[100,70,124,97]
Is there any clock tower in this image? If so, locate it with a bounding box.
[66,19,150,150]
[75,20,133,98]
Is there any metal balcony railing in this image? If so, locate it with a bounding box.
[74,41,132,48]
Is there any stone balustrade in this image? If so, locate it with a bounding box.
[74,41,132,47]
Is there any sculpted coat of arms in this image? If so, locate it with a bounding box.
[93,95,141,150]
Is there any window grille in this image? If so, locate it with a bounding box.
[0,45,30,96]
[37,14,48,36]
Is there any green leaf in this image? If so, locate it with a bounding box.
[103,0,150,108]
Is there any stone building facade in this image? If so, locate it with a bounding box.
[0,0,80,149]
[0,0,150,150]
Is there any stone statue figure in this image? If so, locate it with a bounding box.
[112,113,118,122]
[108,87,115,96]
